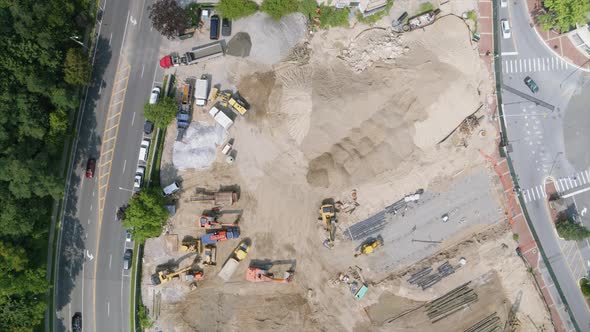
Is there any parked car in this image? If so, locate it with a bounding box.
[125,229,132,242]
[501,0,508,7]
[144,120,154,135]
[85,158,96,178]
[72,312,82,332]
[501,19,511,39]
[123,249,133,270]
[222,18,232,36]
[162,181,180,196]
[149,87,161,104]
[210,15,220,40]
[138,139,151,163]
[134,166,145,189]
[524,76,539,93]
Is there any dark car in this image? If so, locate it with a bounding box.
[144,120,154,135]
[72,312,82,332]
[210,15,220,40]
[524,76,539,93]
[222,18,232,36]
[123,249,133,270]
[85,158,96,178]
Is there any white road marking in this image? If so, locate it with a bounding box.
[90,204,93,211]
[531,189,537,200]
[109,254,112,269]
[510,61,513,73]
[568,178,574,188]
[131,111,136,126]
[581,172,587,184]
[551,57,555,69]
[535,186,541,198]
[140,64,145,78]
[98,84,102,95]
[93,191,95,197]
[88,218,90,224]
[122,159,127,173]
[107,301,110,317]
[109,32,113,46]
[121,11,130,55]
[561,179,568,190]
[501,51,519,56]
[586,170,590,180]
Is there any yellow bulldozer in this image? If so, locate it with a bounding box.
[354,238,382,257]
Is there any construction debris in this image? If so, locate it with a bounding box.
[339,28,406,72]
[424,282,478,323]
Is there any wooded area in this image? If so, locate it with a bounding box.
[0,0,92,329]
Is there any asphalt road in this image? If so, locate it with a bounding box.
[499,1,590,330]
[53,0,163,330]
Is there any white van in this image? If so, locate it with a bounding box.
[162,182,180,196]
[149,87,161,104]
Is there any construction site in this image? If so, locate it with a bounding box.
[141,3,554,332]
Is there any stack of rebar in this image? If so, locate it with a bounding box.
[424,282,478,323]
[464,313,501,332]
[407,261,456,290]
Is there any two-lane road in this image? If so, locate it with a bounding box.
[54,0,163,330]
[499,0,590,330]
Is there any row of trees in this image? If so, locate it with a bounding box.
[149,0,350,39]
[0,0,92,329]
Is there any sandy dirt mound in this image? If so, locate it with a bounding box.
[226,32,252,57]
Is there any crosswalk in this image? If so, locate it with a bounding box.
[502,57,569,74]
[521,169,590,203]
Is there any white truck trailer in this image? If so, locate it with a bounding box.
[195,79,209,106]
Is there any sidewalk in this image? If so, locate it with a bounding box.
[526,0,590,70]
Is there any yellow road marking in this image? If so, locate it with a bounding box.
[102,135,117,144]
[107,111,122,121]
[105,123,119,132]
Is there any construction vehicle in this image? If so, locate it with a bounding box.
[199,215,237,229]
[202,245,217,265]
[218,240,250,281]
[354,238,382,257]
[319,204,337,247]
[151,266,192,285]
[201,228,240,245]
[190,191,238,206]
[159,41,224,69]
[180,239,202,253]
[246,267,294,283]
[195,77,209,106]
[228,96,248,115]
[208,87,219,103]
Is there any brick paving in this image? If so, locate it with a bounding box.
[475,1,568,330]
[526,0,590,70]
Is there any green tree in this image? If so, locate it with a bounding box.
[319,5,349,29]
[298,0,318,18]
[138,304,154,329]
[49,108,69,139]
[581,278,590,297]
[261,0,298,20]
[538,0,590,33]
[123,189,169,242]
[556,218,590,241]
[217,0,259,20]
[144,96,177,129]
[64,48,91,86]
[148,0,189,39]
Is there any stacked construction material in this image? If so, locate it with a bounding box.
[424,282,478,323]
[464,313,501,332]
[407,261,456,289]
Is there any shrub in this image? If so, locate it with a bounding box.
[217,0,259,20]
[319,5,349,29]
[261,0,298,20]
[580,278,590,297]
[556,219,590,241]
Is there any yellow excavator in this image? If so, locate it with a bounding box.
[151,266,192,285]
[319,204,337,248]
[354,238,382,257]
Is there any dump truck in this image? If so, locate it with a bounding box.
[218,240,250,282]
[159,41,224,69]
[201,228,240,245]
[202,245,217,265]
[195,78,209,107]
[246,267,294,283]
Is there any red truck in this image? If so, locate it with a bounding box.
[201,228,240,245]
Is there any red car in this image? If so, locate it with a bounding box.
[85,158,96,178]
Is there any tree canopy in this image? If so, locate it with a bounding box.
[538,0,590,33]
[148,0,189,39]
[217,0,259,20]
[556,218,590,241]
[144,96,177,129]
[0,0,90,329]
[123,189,169,242]
[260,0,299,20]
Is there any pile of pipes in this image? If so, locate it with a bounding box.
[464,313,501,332]
[407,261,456,289]
[424,282,478,323]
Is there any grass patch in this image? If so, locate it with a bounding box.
[152,128,167,187]
[466,10,478,33]
[512,233,519,241]
[356,0,393,24]
[318,5,350,29]
[129,241,140,331]
[417,2,434,15]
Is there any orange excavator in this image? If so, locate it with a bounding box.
[246,267,294,283]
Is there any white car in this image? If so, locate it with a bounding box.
[149,87,161,105]
[501,0,507,7]
[138,139,150,163]
[125,230,132,242]
[501,19,511,39]
[134,166,145,189]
